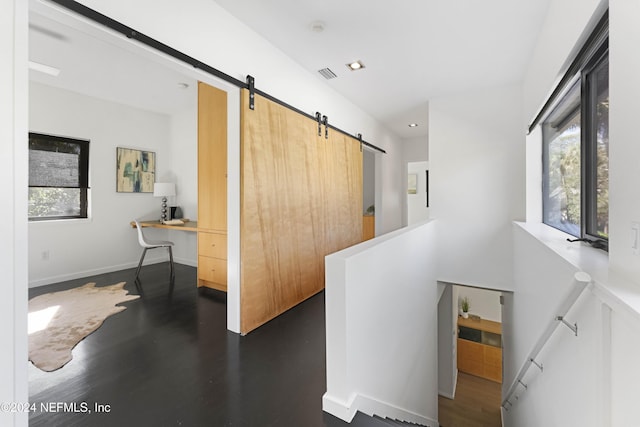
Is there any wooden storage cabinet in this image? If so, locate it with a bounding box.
[198,232,227,259]
[197,82,228,292]
[483,345,502,383]
[362,215,375,241]
[457,317,502,383]
[198,251,227,288]
[197,231,227,291]
[457,338,484,377]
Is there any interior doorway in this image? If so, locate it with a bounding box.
[437,282,508,426]
[362,149,376,240]
[407,161,429,225]
[438,282,511,396]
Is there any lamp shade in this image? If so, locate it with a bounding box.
[153,182,176,197]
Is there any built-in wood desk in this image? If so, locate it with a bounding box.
[457,316,502,383]
[131,219,227,292]
[131,220,198,232]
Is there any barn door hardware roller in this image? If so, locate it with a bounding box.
[315,112,322,136]
[357,133,363,151]
[246,75,255,110]
[322,115,328,139]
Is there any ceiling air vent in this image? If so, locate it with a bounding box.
[318,67,337,80]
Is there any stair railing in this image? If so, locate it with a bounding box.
[501,271,592,411]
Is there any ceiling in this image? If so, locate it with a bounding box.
[29,0,553,139]
[29,9,199,117]
[213,0,553,138]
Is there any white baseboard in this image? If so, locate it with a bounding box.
[323,391,438,426]
[438,390,455,399]
[28,257,196,288]
[174,257,197,267]
[322,392,357,422]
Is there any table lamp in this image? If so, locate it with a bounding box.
[153,182,176,222]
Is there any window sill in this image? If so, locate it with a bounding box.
[28,217,92,225]
[514,221,640,323]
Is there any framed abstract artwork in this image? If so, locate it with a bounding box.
[116,147,156,193]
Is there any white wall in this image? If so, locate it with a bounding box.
[505,225,586,391]
[429,84,525,290]
[503,272,603,427]
[324,221,438,425]
[504,223,640,427]
[455,286,502,323]
[403,135,428,162]
[28,82,188,286]
[402,136,428,227]
[611,309,640,426]
[608,0,640,285]
[166,93,198,264]
[437,284,456,399]
[1,0,29,425]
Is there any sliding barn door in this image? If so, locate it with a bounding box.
[240,90,362,334]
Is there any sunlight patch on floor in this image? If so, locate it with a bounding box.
[28,305,59,334]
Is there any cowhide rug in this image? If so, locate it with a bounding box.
[28,282,139,372]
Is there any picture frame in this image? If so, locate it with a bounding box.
[408,173,417,194]
[116,147,156,193]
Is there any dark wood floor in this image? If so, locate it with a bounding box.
[28,262,499,427]
[28,263,351,427]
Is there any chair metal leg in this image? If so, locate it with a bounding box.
[134,248,148,281]
[168,246,175,279]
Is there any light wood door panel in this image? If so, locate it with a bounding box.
[198,82,227,233]
[240,90,362,334]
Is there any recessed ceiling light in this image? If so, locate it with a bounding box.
[347,60,365,71]
[177,82,190,89]
[408,123,419,128]
[28,61,60,77]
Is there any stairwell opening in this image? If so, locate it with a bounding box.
[437,281,513,427]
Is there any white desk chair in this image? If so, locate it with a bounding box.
[134,219,175,281]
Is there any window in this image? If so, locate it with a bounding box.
[28,133,90,220]
[541,15,608,250]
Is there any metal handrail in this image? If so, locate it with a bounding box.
[502,271,592,410]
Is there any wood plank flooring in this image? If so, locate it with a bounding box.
[438,372,502,427]
[28,263,349,427]
[28,262,500,427]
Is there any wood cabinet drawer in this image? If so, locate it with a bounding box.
[458,338,502,382]
[484,346,502,367]
[198,256,227,285]
[484,346,502,382]
[198,232,227,259]
[457,338,484,377]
